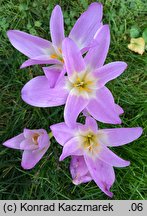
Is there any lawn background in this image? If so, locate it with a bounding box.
[0,0,147,199]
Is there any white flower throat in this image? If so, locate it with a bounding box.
[50,48,64,63]
[66,71,98,98]
[79,130,101,158]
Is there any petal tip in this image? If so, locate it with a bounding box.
[137,127,143,136]
[59,156,63,161]
[126,161,131,167]
[20,63,25,69]
[2,141,8,147]
[7,29,14,37]
[54,4,61,11]
[114,118,122,125]
[21,162,32,170]
[21,155,36,170]
[123,62,128,69]
[72,179,80,185]
[90,2,103,9]
[108,191,113,198]
[120,61,128,70]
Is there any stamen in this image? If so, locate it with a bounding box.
[72,73,96,95]
[80,131,100,157]
[32,133,39,145]
[58,48,62,54]
[50,54,58,59]
[50,53,64,63]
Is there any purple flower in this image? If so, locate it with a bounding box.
[3,129,50,169]
[51,116,142,197]
[7,3,102,71]
[22,25,126,125]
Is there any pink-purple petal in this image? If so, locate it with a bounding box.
[84,155,115,197]
[70,156,92,185]
[38,131,50,149]
[85,116,98,133]
[59,137,83,161]
[69,2,103,50]
[21,146,49,170]
[7,30,53,58]
[20,56,61,68]
[85,25,110,70]
[43,66,63,88]
[99,146,130,167]
[20,139,38,150]
[3,133,24,150]
[94,61,127,88]
[87,87,121,124]
[115,104,124,115]
[99,127,143,147]
[64,91,89,127]
[50,122,74,146]
[62,38,85,77]
[23,128,45,138]
[50,5,65,48]
[21,76,68,107]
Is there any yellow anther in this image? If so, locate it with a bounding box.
[50,54,58,59]
[76,77,82,82]
[88,135,92,137]
[50,53,64,63]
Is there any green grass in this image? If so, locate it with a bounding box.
[0,0,147,200]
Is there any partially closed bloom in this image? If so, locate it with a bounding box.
[70,155,115,197]
[70,156,92,185]
[3,129,50,169]
[51,116,142,197]
[7,3,102,72]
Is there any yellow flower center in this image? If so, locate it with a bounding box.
[80,131,101,157]
[73,77,93,93]
[66,71,98,98]
[50,48,64,63]
[32,133,39,145]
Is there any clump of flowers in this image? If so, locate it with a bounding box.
[3,2,143,197]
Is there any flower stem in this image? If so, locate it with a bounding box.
[48,131,53,139]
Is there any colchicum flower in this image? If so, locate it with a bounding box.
[51,116,142,197]
[22,25,127,125]
[3,2,143,199]
[3,129,50,169]
[7,3,102,72]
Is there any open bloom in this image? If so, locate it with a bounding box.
[3,129,50,169]
[51,116,142,197]
[7,3,102,73]
[22,25,127,125]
